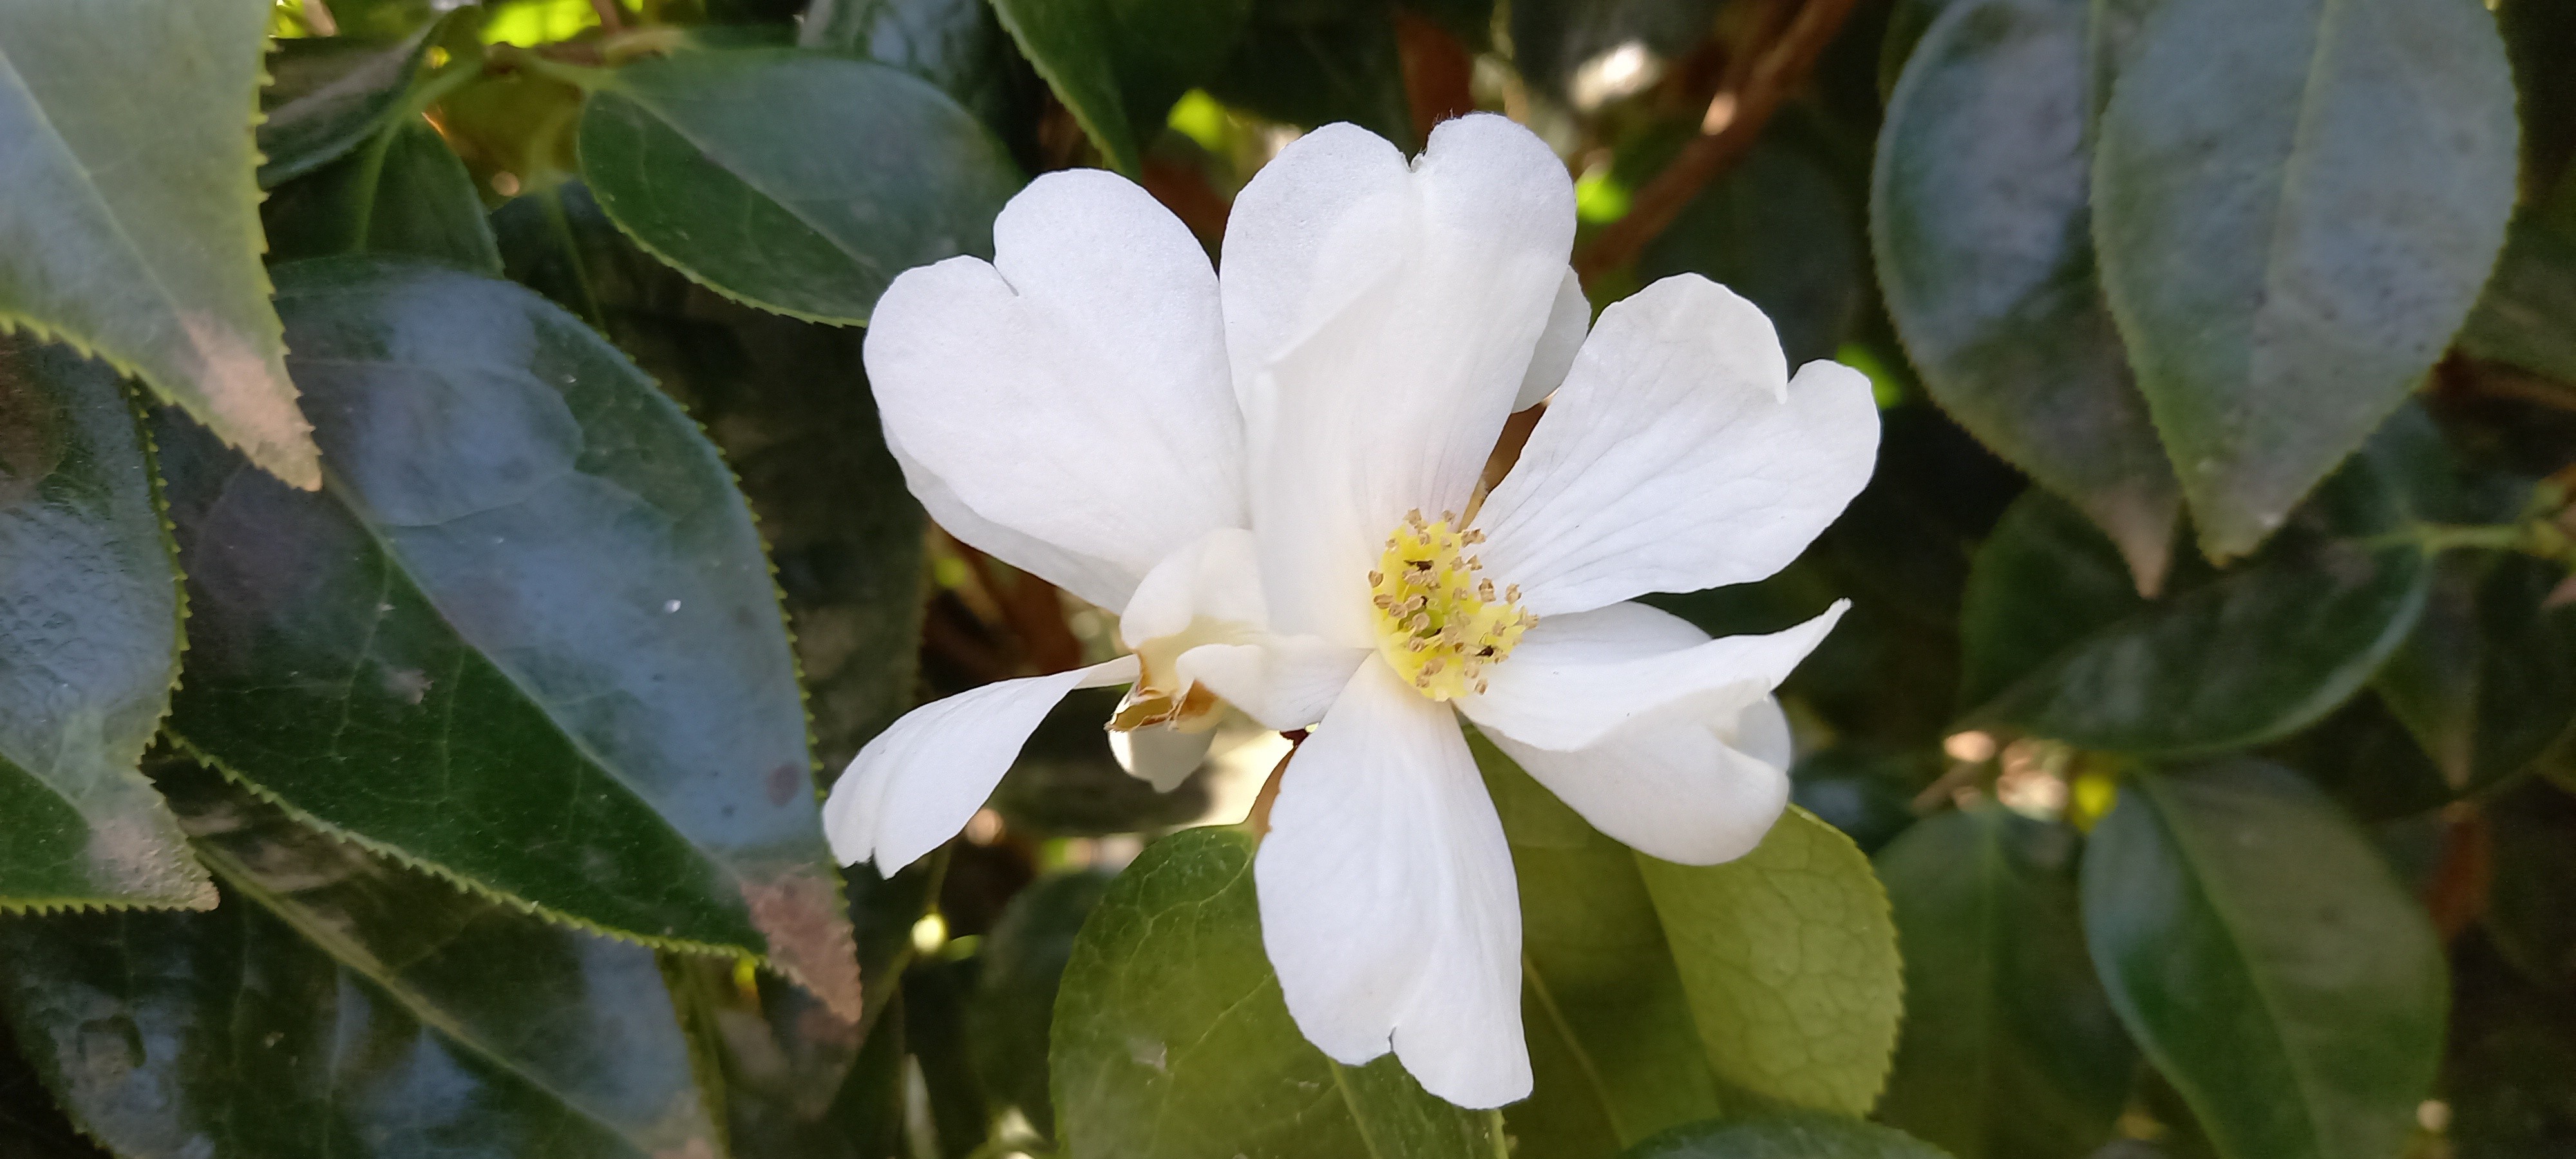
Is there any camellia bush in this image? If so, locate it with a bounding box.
[2,0,2572,1156]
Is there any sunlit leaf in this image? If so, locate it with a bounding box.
[0,0,320,488]
[256,21,444,186]
[0,338,210,913]
[2090,0,2517,558]
[988,0,1249,174]
[160,256,859,1015]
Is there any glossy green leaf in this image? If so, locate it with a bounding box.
[1480,736,1722,1156]
[256,24,442,186]
[264,118,504,274]
[2459,221,2576,385]
[0,760,722,1159]
[2090,0,2518,558]
[1873,0,2177,587]
[158,256,861,1015]
[1638,808,1906,1118]
[578,49,1022,325]
[971,869,1113,1140]
[1208,5,1414,148]
[0,0,321,489]
[989,0,1250,174]
[1050,827,1504,1159]
[1959,461,2430,754]
[0,337,211,913]
[1642,138,1862,368]
[1624,1111,1953,1159]
[1875,806,2135,1159]
[2081,760,2447,1159]
[799,0,1042,138]
[2372,553,2576,792]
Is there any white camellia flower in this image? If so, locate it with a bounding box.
[825,113,1879,1108]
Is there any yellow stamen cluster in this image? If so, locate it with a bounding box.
[1369,509,1535,701]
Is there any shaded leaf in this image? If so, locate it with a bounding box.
[1872,0,2177,587]
[1959,458,2430,754]
[256,23,443,186]
[2444,931,2576,1157]
[1208,4,1414,148]
[2081,760,2447,1159]
[1509,0,1727,98]
[1624,1111,1953,1159]
[1050,827,1504,1159]
[264,118,505,273]
[0,337,210,912]
[2372,552,2576,793]
[1790,748,1940,856]
[2458,220,2576,386]
[1639,809,1904,1117]
[579,49,1022,324]
[1480,736,1722,1156]
[2485,778,2576,994]
[0,760,722,1159]
[159,256,859,1014]
[971,869,1115,1140]
[2090,0,2518,558]
[1875,806,2135,1159]
[1643,138,1862,368]
[0,1017,112,1159]
[0,0,319,488]
[988,0,1250,173]
[799,0,1044,142]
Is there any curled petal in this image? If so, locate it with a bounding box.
[1462,600,1847,753]
[1490,696,1793,866]
[826,655,1139,869]
[1513,267,1589,411]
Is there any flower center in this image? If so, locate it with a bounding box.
[1369,509,1535,701]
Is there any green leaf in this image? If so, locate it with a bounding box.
[0,1017,112,1159]
[0,0,321,489]
[1508,0,1727,98]
[1050,827,1505,1159]
[1790,748,1942,856]
[1959,460,2431,754]
[2081,760,2447,1159]
[2458,221,2576,385]
[264,118,505,274]
[1480,737,1722,1156]
[1872,0,2179,588]
[256,23,442,186]
[971,869,1115,1140]
[0,337,211,913]
[1638,808,1905,1118]
[988,0,1251,174]
[0,760,723,1159]
[1208,4,1414,148]
[1874,806,2136,1159]
[2372,553,2576,793]
[1623,1111,1954,1159]
[798,0,1043,138]
[578,49,1023,325]
[2089,0,2519,559]
[1642,138,1862,368]
[158,256,861,1017]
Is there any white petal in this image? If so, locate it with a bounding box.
[889,435,1138,610]
[1109,725,1215,793]
[1488,695,1793,866]
[825,655,1139,869]
[1461,601,1848,753]
[1473,274,1881,616]
[1223,115,1578,646]
[1174,636,1369,731]
[866,169,1244,600]
[1256,659,1530,1108]
[1513,268,1589,411]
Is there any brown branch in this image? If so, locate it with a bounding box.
[301,0,339,36]
[1571,0,1859,285]
[588,0,627,34]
